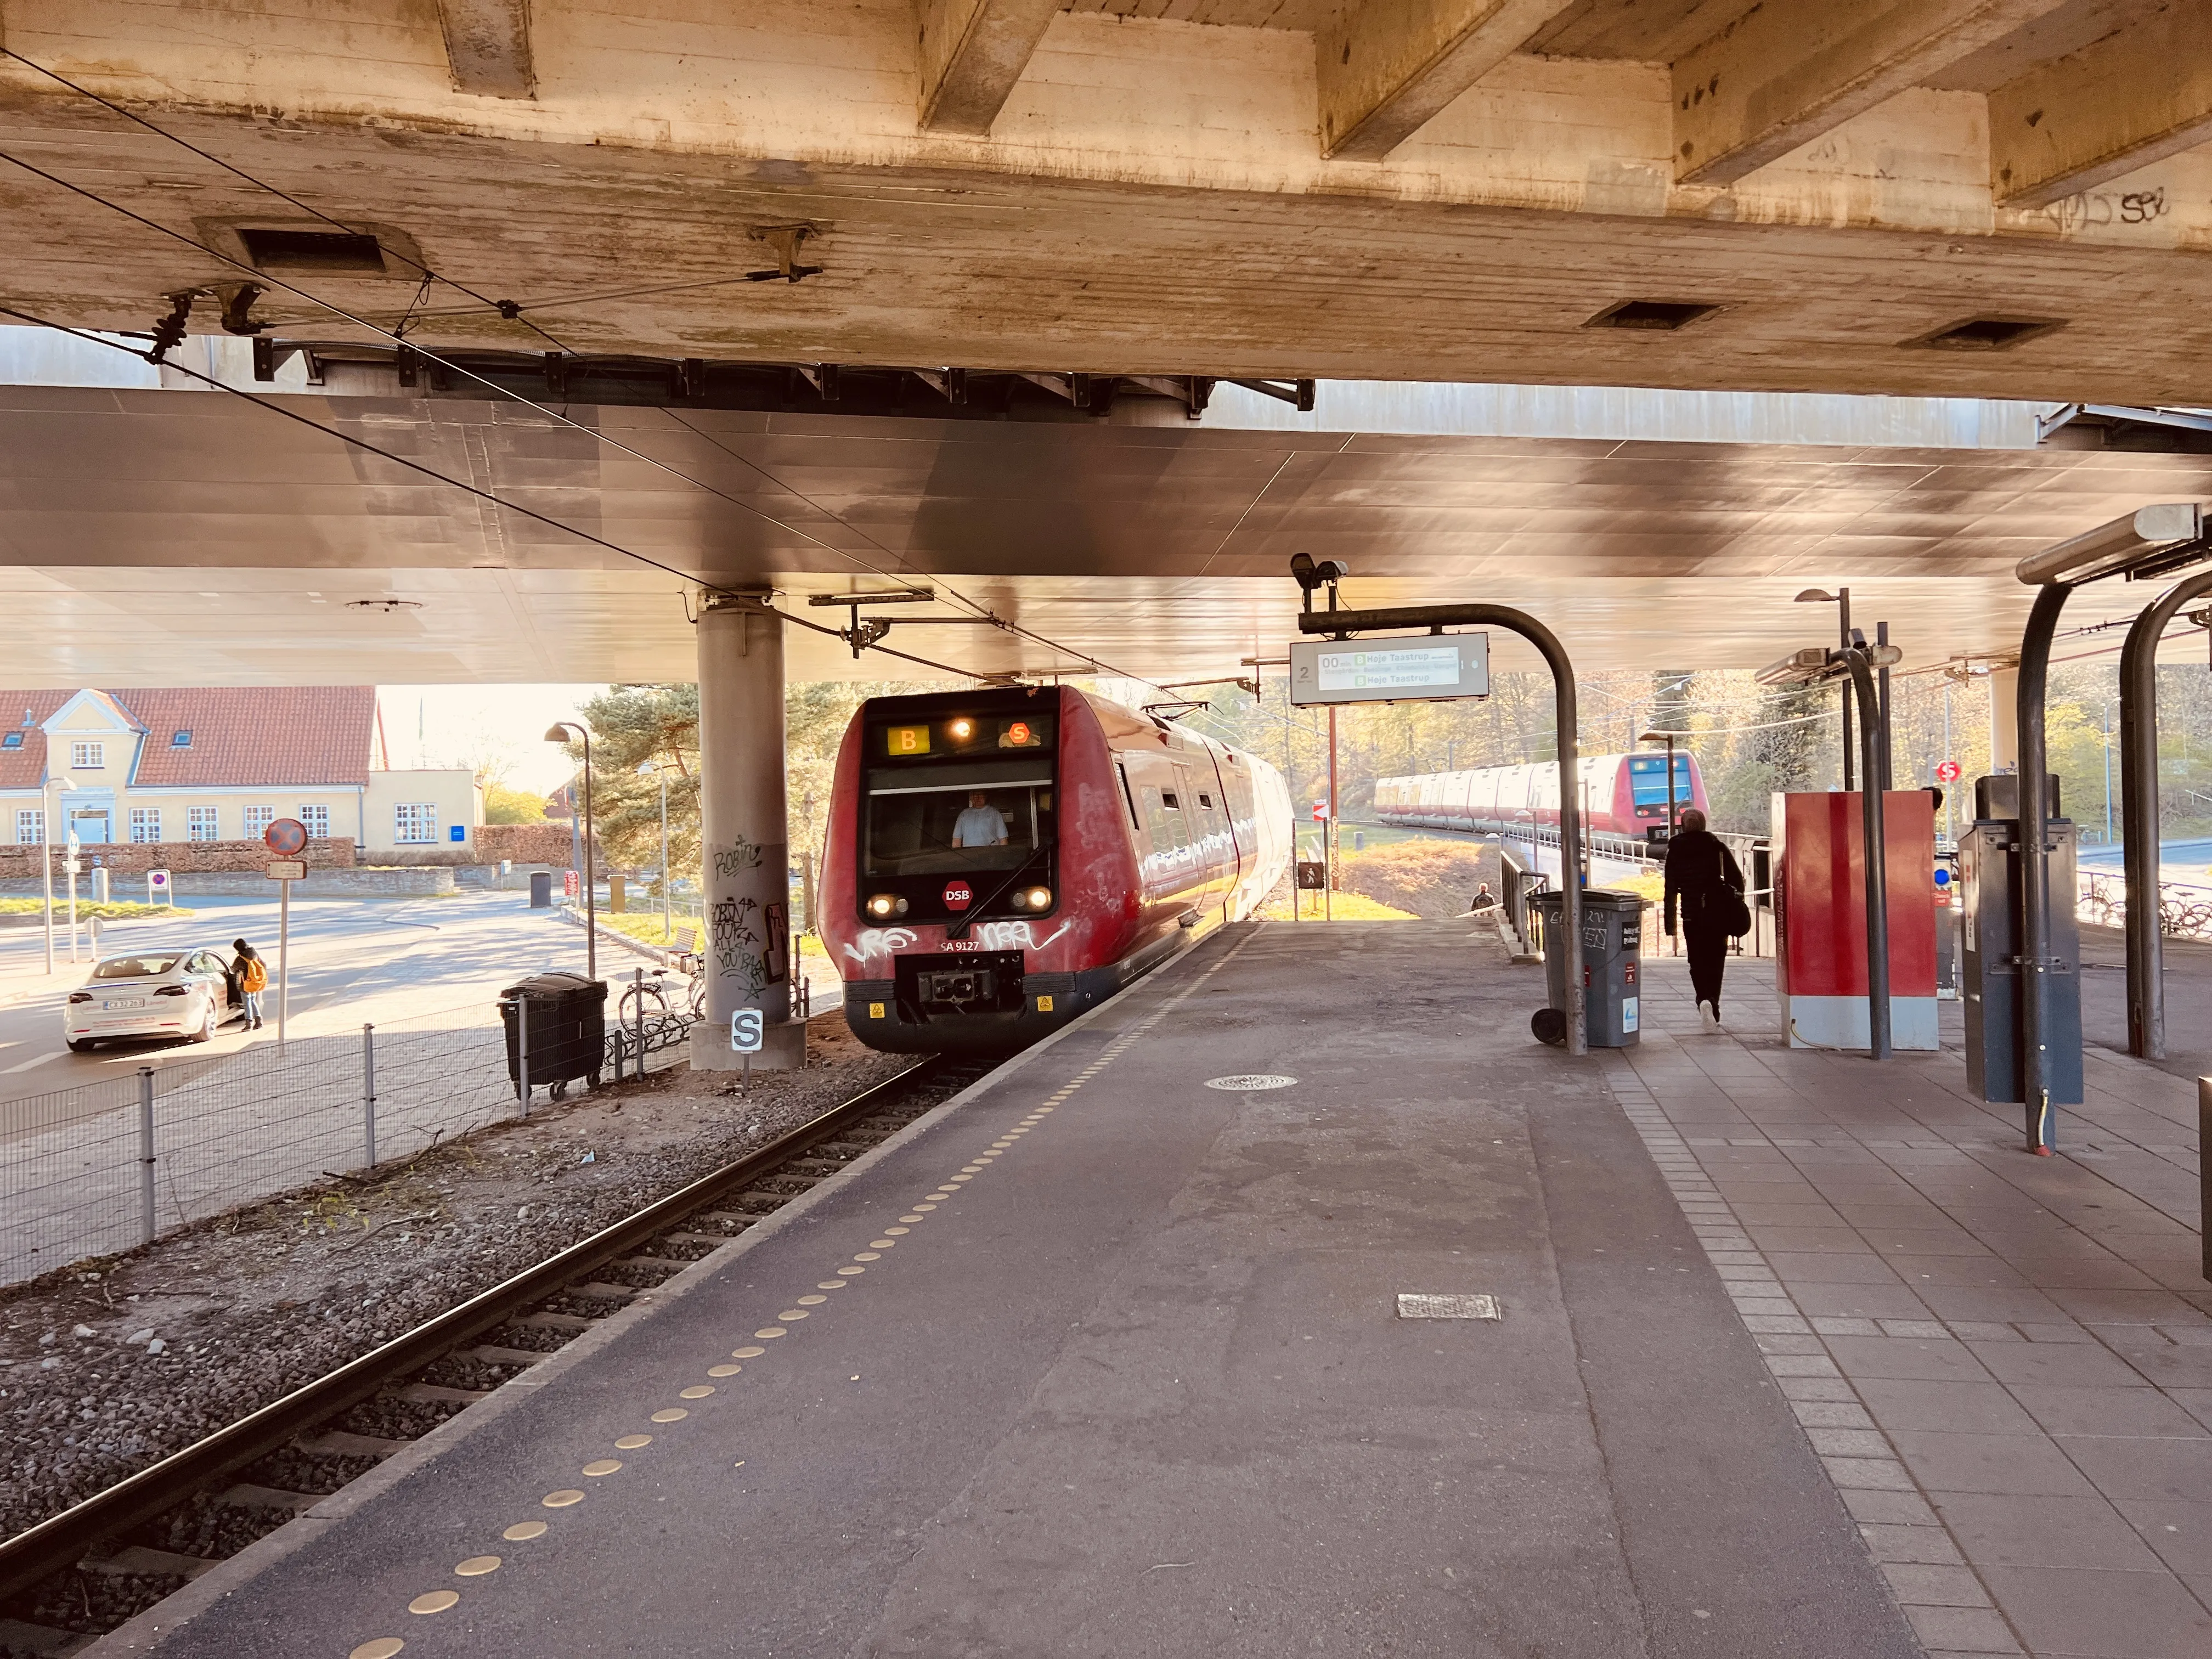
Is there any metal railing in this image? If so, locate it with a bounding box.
[2,995,697,1288]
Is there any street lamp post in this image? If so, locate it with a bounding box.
[40,774,74,974]
[546,723,597,981]
[638,758,671,943]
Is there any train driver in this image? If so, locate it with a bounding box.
[951,791,1010,848]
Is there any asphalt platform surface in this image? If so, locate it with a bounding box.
[117,919,1918,1658]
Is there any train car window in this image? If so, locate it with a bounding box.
[1116,760,1142,831]
[863,780,1051,877]
[1198,793,1213,808]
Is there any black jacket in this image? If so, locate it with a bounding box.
[1663,828,1745,934]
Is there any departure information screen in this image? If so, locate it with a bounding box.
[1289,633,1489,705]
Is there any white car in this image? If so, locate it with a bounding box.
[65,946,247,1051]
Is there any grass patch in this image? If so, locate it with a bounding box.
[1256,890,1419,921]
[593,910,830,960]
[0,898,194,921]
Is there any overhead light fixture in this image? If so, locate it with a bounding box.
[346,597,422,612]
[2016,502,2208,586]
[1584,300,1722,331]
[1906,315,2065,352]
[808,588,934,607]
[1756,642,1901,687]
[1794,589,1838,604]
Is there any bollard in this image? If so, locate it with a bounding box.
[362,1024,378,1170]
[137,1066,155,1248]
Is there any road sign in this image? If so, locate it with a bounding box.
[266,860,306,880]
[1935,759,1961,783]
[146,868,171,904]
[563,868,580,899]
[730,1007,764,1053]
[1312,801,1328,822]
[1289,632,1489,706]
[264,817,308,856]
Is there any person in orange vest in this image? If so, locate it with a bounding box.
[232,938,269,1030]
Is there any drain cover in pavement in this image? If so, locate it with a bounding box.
[1396,1293,1501,1321]
[1204,1075,1298,1091]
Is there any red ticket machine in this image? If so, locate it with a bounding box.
[1772,791,1940,1050]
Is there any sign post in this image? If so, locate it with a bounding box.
[146,868,171,907]
[731,1006,764,1090]
[64,833,81,963]
[264,818,309,1044]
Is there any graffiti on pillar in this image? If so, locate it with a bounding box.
[711,894,768,996]
[712,834,767,878]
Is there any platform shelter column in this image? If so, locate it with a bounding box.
[689,590,803,1071]
[1988,664,2020,772]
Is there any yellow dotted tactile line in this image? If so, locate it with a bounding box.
[340,933,1256,1657]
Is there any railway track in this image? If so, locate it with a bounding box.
[0,1056,984,1656]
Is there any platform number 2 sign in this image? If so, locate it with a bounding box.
[730,1007,764,1053]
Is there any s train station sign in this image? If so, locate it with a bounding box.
[1289,633,1489,706]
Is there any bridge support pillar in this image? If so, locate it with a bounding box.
[689,590,805,1072]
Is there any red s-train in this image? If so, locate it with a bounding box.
[1373,751,1708,838]
[821,686,1292,1053]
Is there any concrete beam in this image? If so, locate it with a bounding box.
[436,0,535,100]
[1317,0,1578,161]
[916,0,1063,136]
[1672,0,2059,186]
[1990,1,2212,208]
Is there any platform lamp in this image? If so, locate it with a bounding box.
[545,722,596,981]
[637,757,672,944]
[1793,588,1854,789]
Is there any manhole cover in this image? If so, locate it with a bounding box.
[1396,1293,1501,1321]
[1205,1074,1298,1091]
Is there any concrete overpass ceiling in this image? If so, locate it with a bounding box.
[3,2,2210,403]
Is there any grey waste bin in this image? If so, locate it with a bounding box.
[499,971,607,1100]
[529,870,554,907]
[1531,888,1645,1048]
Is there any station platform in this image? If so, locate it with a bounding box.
[104,921,2207,1659]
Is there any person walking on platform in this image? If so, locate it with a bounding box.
[1663,809,1747,1030]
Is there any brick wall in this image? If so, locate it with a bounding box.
[0,837,358,879]
[476,823,584,866]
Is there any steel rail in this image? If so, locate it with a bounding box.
[0,1058,940,1602]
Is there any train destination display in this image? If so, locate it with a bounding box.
[1289,633,1489,706]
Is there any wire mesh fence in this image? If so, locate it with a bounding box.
[1,995,696,1288]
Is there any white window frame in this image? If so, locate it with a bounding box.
[70,741,104,769]
[129,807,162,844]
[393,802,438,844]
[243,805,274,839]
[300,804,330,840]
[14,808,42,845]
[187,805,220,843]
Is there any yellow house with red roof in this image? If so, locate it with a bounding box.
[0,689,481,855]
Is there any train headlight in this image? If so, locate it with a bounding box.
[949,718,973,741]
[1013,885,1053,911]
[865,893,909,919]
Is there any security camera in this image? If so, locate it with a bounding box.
[1289,555,1350,592]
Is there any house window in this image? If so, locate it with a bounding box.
[129,808,162,844]
[1,733,20,750]
[171,730,192,748]
[187,806,219,843]
[14,809,42,845]
[300,805,330,840]
[394,803,438,844]
[243,805,274,838]
[70,741,104,769]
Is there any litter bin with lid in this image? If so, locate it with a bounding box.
[528,870,554,908]
[1531,888,1645,1048]
[500,970,607,1100]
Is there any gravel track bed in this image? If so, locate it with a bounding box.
[0,1020,917,1544]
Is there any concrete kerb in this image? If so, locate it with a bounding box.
[82,924,1253,1656]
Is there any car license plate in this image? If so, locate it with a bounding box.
[101,999,146,1011]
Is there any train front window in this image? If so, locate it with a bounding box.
[864,778,1053,877]
[1627,754,1693,806]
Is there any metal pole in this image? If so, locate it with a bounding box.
[1666,735,1678,835]
[1943,679,1954,845]
[634,966,644,1078]
[2118,568,2212,1061]
[1839,588,1854,792]
[581,732,597,981]
[1325,706,1336,921]
[1876,620,1894,792]
[659,766,671,944]
[362,1023,377,1169]
[2103,701,2114,845]
[517,992,530,1114]
[1839,648,1891,1060]
[276,876,290,1045]
[40,790,53,975]
[137,1066,155,1247]
[2201,1077,2210,1286]
[1297,600,1585,1056]
[66,840,78,963]
[2018,582,2070,1153]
